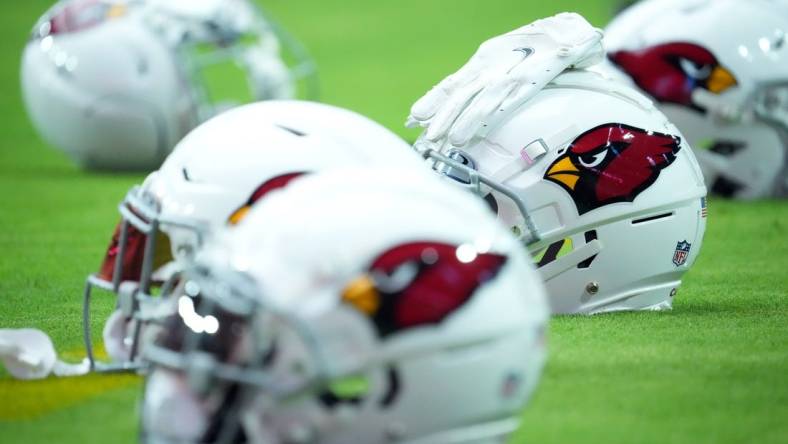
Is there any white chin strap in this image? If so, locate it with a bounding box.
[0,329,89,380]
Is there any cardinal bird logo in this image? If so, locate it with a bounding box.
[341,242,507,338]
[227,172,306,225]
[609,42,738,111]
[544,123,682,215]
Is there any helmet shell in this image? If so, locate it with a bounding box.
[598,0,788,198]
[429,70,707,314]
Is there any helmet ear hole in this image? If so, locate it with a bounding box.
[483,193,499,214]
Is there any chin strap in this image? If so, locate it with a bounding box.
[0,329,90,380]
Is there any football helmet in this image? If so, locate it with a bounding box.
[598,0,788,198]
[21,0,318,171]
[141,168,549,444]
[416,70,708,314]
[83,100,426,371]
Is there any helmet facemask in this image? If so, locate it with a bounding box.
[142,253,531,443]
[29,0,320,144]
[690,80,788,196]
[417,144,542,247]
[163,1,320,121]
[417,143,608,289]
[83,184,208,372]
[141,266,270,443]
[141,264,381,444]
[752,82,788,195]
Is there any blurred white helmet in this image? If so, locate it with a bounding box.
[598,0,788,198]
[21,0,318,171]
[82,100,426,371]
[417,70,708,314]
[141,168,549,444]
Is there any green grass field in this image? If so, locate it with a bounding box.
[1,0,787,443]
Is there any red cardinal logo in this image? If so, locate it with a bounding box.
[341,242,507,338]
[544,124,681,215]
[227,172,306,225]
[46,0,127,35]
[97,211,171,283]
[609,43,738,111]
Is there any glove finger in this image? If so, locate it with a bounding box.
[424,76,487,142]
[476,82,542,138]
[570,40,605,69]
[449,80,518,146]
[411,34,527,123]
[410,85,450,122]
[531,12,600,46]
[410,64,482,121]
[405,116,422,129]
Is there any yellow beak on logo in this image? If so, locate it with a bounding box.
[342,275,380,316]
[707,66,737,94]
[228,205,251,225]
[545,156,580,191]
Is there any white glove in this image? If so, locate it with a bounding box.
[408,13,604,147]
[0,329,89,380]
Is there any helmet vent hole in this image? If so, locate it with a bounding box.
[577,230,598,269]
[276,124,307,137]
[711,177,744,197]
[535,238,570,268]
[483,193,499,214]
[631,212,674,225]
[379,366,400,408]
[708,140,746,157]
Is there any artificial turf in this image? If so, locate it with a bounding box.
[0,0,786,443]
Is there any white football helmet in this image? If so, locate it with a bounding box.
[598,0,788,198]
[417,70,708,314]
[141,168,549,444]
[82,100,426,371]
[21,0,318,171]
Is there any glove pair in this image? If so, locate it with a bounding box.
[408,13,605,147]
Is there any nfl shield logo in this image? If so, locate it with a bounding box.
[673,240,692,266]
